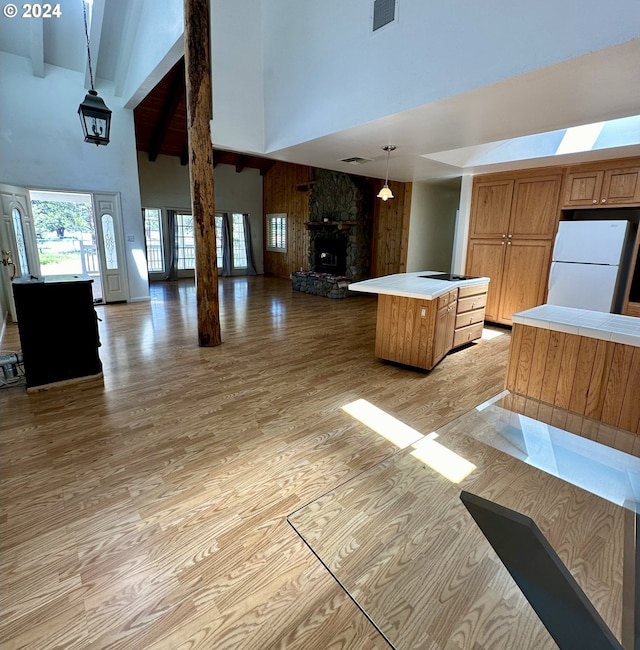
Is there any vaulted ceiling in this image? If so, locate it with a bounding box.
[1,2,639,182]
[133,58,276,174]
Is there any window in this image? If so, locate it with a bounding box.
[215,214,224,268]
[176,212,195,270]
[215,212,250,272]
[143,208,164,272]
[266,213,287,252]
[232,213,248,269]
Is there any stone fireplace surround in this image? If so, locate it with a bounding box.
[292,169,373,298]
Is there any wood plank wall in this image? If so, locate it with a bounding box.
[505,323,640,434]
[263,162,312,278]
[263,163,412,279]
[371,181,412,278]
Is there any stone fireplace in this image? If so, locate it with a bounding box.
[292,169,373,298]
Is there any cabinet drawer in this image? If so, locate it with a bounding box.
[457,293,487,313]
[455,308,485,329]
[453,322,484,348]
[458,283,489,299]
[437,289,458,309]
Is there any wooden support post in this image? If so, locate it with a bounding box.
[183,0,221,346]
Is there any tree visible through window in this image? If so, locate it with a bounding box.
[266,213,286,252]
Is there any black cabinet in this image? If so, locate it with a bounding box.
[12,274,102,390]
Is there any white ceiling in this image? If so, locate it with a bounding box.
[1,3,639,184]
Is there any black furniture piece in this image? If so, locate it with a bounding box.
[12,274,102,390]
[460,491,629,650]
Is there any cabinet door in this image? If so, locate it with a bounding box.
[469,179,513,238]
[562,170,604,208]
[510,173,562,239]
[466,239,506,322]
[498,240,553,324]
[601,166,640,205]
[432,301,456,367]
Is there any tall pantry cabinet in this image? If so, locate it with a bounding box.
[466,169,563,325]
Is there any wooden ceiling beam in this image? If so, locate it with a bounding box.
[148,65,186,162]
[235,155,247,173]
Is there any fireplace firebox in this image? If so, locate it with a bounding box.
[313,237,347,275]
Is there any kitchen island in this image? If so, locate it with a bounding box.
[348,272,490,370]
[506,304,640,434]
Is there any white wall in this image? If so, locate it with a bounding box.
[255,0,640,151]
[210,0,264,154]
[0,52,149,302]
[137,155,265,274]
[406,180,461,274]
[120,0,184,108]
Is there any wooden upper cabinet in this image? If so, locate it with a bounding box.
[562,169,604,207]
[468,179,513,238]
[601,166,640,205]
[562,158,640,208]
[510,173,563,239]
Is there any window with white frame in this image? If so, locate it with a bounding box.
[176,212,195,270]
[143,208,164,272]
[266,213,287,252]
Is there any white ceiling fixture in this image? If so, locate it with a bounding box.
[377,145,396,201]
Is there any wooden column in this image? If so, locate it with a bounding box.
[184,0,221,346]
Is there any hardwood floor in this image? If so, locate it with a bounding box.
[289,392,638,649]
[0,276,514,649]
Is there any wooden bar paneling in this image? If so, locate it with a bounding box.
[585,339,617,422]
[619,348,640,434]
[505,323,524,391]
[568,336,598,415]
[554,333,581,410]
[601,343,636,429]
[539,330,565,405]
[527,328,550,400]
[506,324,640,435]
[513,325,537,396]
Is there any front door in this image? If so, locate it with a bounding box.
[0,184,40,321]
[92,193,129,303]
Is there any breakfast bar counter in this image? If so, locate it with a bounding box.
[506,304,640,434]
[349,272,490,370]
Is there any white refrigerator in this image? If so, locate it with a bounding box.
[547,220,632,313]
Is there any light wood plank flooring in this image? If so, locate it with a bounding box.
[289,392,638,649]
[1,276,513,649]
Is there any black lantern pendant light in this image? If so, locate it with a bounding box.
[78,1,111,146]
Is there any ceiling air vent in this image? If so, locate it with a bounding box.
[340,156,372,164]
[373,0,396,32]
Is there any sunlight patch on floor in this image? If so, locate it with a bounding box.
[342,399,477,483]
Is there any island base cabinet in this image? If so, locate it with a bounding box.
[374,291,458,370]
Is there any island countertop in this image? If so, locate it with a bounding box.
[348,271,490,300]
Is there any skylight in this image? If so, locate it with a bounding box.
[555,122,605,155]
[422,114,640,169]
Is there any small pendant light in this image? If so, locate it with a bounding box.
[377,145,396,201]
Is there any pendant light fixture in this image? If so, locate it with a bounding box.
[78,0,111,146]
[377,145,396,201]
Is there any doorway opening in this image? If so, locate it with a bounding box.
[29,190,103,302]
